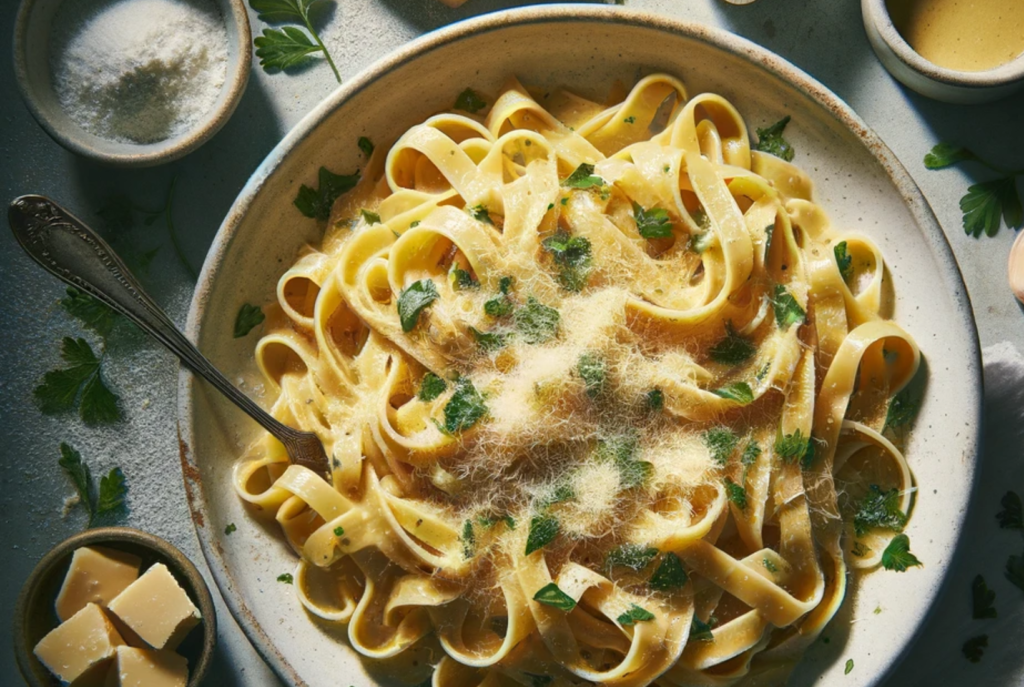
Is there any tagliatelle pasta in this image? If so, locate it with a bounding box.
[234,74,922,686]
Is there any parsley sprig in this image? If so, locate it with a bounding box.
[250,0,341,82]
[924,142,1023,238]
[881,534,922,572]
[59,443,128,526]
[294,166,360,221]
[754,116,795,162]
[35,338,122,424]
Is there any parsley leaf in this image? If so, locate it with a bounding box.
[1007,551,1024,592]
[741,441,762,466]
[277,573,294,584]
[96,468,128,516]
[713,381,754,405]
[884,384,921,432]
[397,279,439,332]
[59,443,127,526]
[763,557,778,573]
[225,523,237,535]
[35,337,122,424]
[484,277,514,317]
[754,115,795,162]
[461,520,475,558]
[533,582,575,611]
[705,427,738,465]
[596,433,652,489]
[775,429,811,465]
[470,326,508,352]
[418,372,447,401]
[633,202,673,239]
[834,241,853,282]
[469,204,493,225]
[771,284,805,329]
[542,231,593,292]
[961,177,1022,238]
[724,477,747,510]
[454,88,487,114]
[358,136,374,157]
[709,323,755,365]
[450,267,479,290]
[924,143,977,170]
[645,388,664,412]
[249,0,340,81]
[997,491,1023,530]
[972,574,997,619]
[649,552,688,591]
[881,534,922,572]
[333,525,344,536]
[514,297,559,344]
[443,378,488,433]
[690,616,715,642]
[563,163,605,189]
[62,287,119,338]
[234,303,265,338]
[525,516,560,555]
[845,659,854,675]
[617,604,655,626]
[853,485,907,537]
[294,166,360,220]
[577,353,607,398]
[606,544,659,572]
[962,635,988,663]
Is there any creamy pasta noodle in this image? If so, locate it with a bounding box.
[235,74,922,686]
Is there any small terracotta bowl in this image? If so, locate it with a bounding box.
[13,527,217,687]
[862,0,1024,104]
[12,0,251,167]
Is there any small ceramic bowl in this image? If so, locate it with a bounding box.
[13,527,217,687]
[12,0,251,167]
[862,0,1024,104]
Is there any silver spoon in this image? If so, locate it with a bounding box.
[8,194,331,481]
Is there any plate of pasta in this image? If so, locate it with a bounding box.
[179,6,981,687]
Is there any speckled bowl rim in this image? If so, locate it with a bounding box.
[11,0,252,167]
[862,0,1024,90]
[12,526,217,687]
[178,6,983,686]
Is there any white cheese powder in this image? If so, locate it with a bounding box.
[49,0,229,145]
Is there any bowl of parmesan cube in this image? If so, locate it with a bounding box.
[13,527,216,687]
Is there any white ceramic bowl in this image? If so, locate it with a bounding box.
[179,7,982,687]
[862,0,1024,104]
[12,0,251,167]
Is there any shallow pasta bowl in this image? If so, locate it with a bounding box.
[178,6,981,687]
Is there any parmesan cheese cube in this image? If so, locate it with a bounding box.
[106,563,201,650]
[56,546,142,622]
[104,646,188,687]
[34,603,125,685]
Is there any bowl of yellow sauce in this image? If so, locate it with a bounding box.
[863,0,1024,103]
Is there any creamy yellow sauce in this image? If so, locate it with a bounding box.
[886,0,1024,72]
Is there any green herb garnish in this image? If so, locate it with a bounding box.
[763,558,778,573]
[62,287,119,338]
[771,284,805,329]
[633,202,673,239]
[542,230,593,292]
[563,163,605,189]
[532,582,575,611]
[606,544,659,572]
[713,382,754,405]
[294,166,359,220]
[881,534,922,572]
[35,337,122,424]
[645,388,664,412]
[334,526,345,537]
[461,520,475,558]
[443,378,488,433]
[844,659,854,675]
[454,88,487,114]
[277,573,294,584]
[884,384,921,432]
[775,429,810,464]
[250,0,340,81]
[709,323,755,365]
[577,352,607,398]
[450,267,479,290]
[470,326,509,352]
[617,604,655,626]
[469,204,493,225]
[397,279,439,332]
[690,616,715,642]
[525,516,560,555]
[514,297,559,344]
[754,115,795,162]
[704,427,738,465]
[962,635,988,663]
[853,485,907,537]
[234,303,265,338]
[358,136,374,157]
[834,241,853,282]
[924,142,1023,238]
[225,523,237,535]
[59,443,128,526]
[649,552,688,591]
[418,372,447,401]
[741,441,762,466]
[724,477,747,510]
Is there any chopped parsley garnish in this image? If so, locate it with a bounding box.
[562,163,605,189]
[924,143,1023,238]
[884,384,922,432]
[649,552,688,591]
[542,230,593,292]
[972,574,997,619]
[59,442,128,526]
[450,267,479,290]
[851,541,871,557]
[514,297,559,344]
[294,166,359,220]
[763,558,778,573]
[234,303,265,338]
[62,287,119,338]
[645,388,664,412]
[853,485,907,537]
[461,520,475,558]
[754,115,795,162]
[525,516,560,555]
[361,209,382,225]
[834,241,853,282]
[690,616,715,642]
[997,491,1023,530]
[962,635,988,663]
[1007,551,1024,592]
[577,352,607,398]
[844,659,854,675]
[596,433,652,489]
[775,429,811,465]
[741,441,762,466]
[397,279,439,332]
[442,378,488,433]
[225,523,237,535]
[881,534,922,572]
[358,136,374,157]
[713,381,754,405]
[469,204,493,225]
[532,582,575,611]
[704,427,738,465]
[606,544,659,572]
[478,514,516,530]
[709,323,756,365]
[624,116,636,124]
[633,202,673,239]
[724,477,747,510]
[771,284,806,329]
[617,604,655,626]
[35,337,122,424]
[484,278,514,317]
[470,326,508,352]
[454,88,487,114]
[418,372,447,401]
[277,573,294,584]
[334,526,345,537]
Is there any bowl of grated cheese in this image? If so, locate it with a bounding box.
[13,0,251,167]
